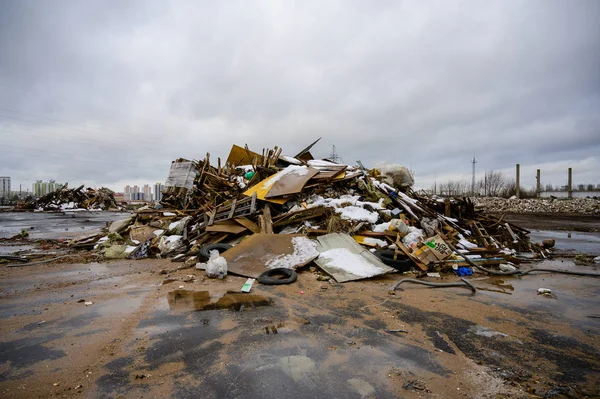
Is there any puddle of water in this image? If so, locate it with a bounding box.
[473,260,600,324]
[530,229,600,254]
[0,243,36,255]
[167,289,272,311]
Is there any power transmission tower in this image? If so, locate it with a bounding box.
[329,145,343,163]
[471,157,476,196]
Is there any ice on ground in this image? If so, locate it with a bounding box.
[318,248,382,277]
[267,237,319,269]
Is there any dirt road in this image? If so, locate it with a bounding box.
[1,256,598,398]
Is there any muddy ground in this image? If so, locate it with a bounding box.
[0,213,599,398]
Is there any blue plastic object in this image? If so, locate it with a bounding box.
[455,267,473,277]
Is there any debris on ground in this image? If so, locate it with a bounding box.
[20,184,121,211]
[54,140,555,284]
[473,197,600,214]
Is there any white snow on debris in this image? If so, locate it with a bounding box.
[307,159,347,167]
[267,237,319,269]
[335,206,379,223]
[169,220,182,231]
[279,155,302,165]
[234,175,247,188]
[318,248,382,277]
[153,229,165,237]
[363,237,387,247]
[236,165,254,172]
[306,195,383,224]
[163,212,176,216]
[372,221,391,232]
[457,233,478,249]
[259,165,310,190]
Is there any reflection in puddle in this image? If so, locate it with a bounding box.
[167,289,272,311]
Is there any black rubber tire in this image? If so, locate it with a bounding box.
[374,249,414,272]
[257,268,298,285]
[199,243,233,260]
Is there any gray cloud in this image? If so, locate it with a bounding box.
[1,0,599,193]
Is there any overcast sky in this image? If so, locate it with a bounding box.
[1,0,599,193]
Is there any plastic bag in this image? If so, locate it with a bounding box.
[205,250,228,279]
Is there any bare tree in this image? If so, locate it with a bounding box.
[476,170,509,197]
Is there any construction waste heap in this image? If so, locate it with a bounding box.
[21,185,120,212]
[67,140,552,285]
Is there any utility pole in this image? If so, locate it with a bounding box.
[568,168,573,199]
[471,157,476,196]
[516,164,520,199]
[536,169,541,199]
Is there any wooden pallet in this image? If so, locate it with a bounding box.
[208,193,257,226]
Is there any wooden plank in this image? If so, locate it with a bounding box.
[228,199,238,219]
[234,217,260,234]
[263,205,274,234]
[205,220,248,234]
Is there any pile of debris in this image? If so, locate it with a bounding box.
[21,185,121,212]
[474,197,600,215]
[71,140,544,283]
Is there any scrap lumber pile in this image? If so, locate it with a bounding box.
[72,140,543,282]
[21,185,121,211]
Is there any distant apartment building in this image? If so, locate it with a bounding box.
[143,184,153,201]
[124,185,133,201]
[0,177,10,198]
[154,183,164,203]
[32,180,63,197]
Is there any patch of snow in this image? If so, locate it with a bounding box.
[258,165,310,191]
[318,248,382,277]
[153,229,165,237]
[457,233,478,249]
[235,175,247,188]
[279,155,302,165]
[307,159,346,167]
[267,237,319,269]
[163,212,176,216]
[363,237,387,247]
[278,225,301,234]
[372,221,391,232]
[335,206,379,224]
[236,165,254,172]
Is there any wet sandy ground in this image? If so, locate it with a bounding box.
[0,257,598,399]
